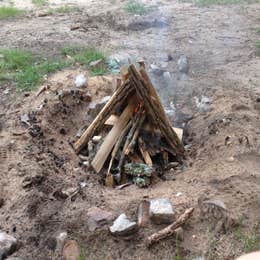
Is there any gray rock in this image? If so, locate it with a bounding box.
[163,71,171,81]
[87,207,114,231]
[177,55,189,74]
[150,64,164,76]
[109,214,138,236]
[0,232,17,259]
[75,74,87,88]
[149,198,175,224]
[195,96,212,113]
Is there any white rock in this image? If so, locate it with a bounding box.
[176,192,183,197]
[109,214,138,236]
[56,231,67,253]
[75,74,87,88]
[92,136,102,144]
[0,232,17,258]
[149,198,175,224]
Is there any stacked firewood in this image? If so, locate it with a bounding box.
[74,62,184,187]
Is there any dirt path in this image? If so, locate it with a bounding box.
[0,0,259,259]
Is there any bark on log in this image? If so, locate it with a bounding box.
[74,81,133,153]
[128,65,184,159]
[146,207,194,247]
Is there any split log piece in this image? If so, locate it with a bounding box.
[107,120,132,175]
[74,80,133,153]
[117,109,143,171]
[125,113,146,155]
[91,99,135,173]
[138,137,153,166]
[146,207,194,247]
[105,115,119,126]
[162,150,169,166]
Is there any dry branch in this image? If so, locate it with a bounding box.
[146,207,194,247]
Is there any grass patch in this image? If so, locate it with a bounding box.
[0,49,69,91]
[0,6,25,19]
[32,0,48,6]
[256,28,260,33]
[256,41,260,56]
[125,1,148,15]
[234,225,260,253]
[61,47,108,75]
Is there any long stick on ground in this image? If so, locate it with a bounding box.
[146,207,194,247]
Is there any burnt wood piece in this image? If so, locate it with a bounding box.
[146,207,194,247]
[118,109,143,172]
[125,113,146,155]
[74,80,133,153]
[128,65,184,159]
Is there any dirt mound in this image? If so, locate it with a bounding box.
[0,67,259,259]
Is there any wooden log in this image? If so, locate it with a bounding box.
[128,65,184,158]
[107,120,132,175]
[105,120,132,187]
[105,115,183,142]
[125,113,145,155]
[74,81,133,153]
[117,109,143,171]
[91,100,135,173]
[146,207,194,247]
[105,115,119,126]
[138,137,153,166]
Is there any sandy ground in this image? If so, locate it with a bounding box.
[0,0,260,259]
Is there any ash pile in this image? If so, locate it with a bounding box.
[74,62,184,187]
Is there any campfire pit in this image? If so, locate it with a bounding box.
[74,62,184,187]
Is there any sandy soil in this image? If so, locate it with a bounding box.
[0,0,259,259]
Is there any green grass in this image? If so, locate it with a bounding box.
[0,47,108,90]
[32,0,48,6]
[125,1,148,15]
[256,41,260,56]
[0,6,25,19]
[256,28,260,33]
[234,225,260,253]
[61,47,108,75]
[0,49,69,91]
